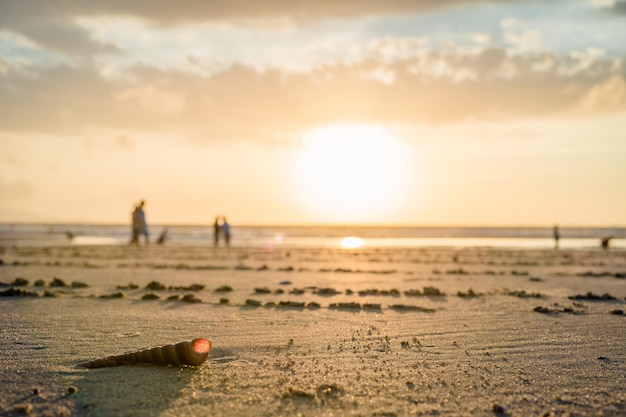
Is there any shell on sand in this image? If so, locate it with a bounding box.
[78,338,212,369]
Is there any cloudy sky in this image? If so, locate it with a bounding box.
[1,0,625,226]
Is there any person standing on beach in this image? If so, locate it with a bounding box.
[138,201,149,245]
[553,225,560,249]
[221,217,231,247]
[213,217,221,247]
[131,200,149,245]
[129,204,140,245]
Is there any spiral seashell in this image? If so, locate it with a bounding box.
[78,338,212,369]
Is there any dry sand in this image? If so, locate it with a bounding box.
[1,245,625,416]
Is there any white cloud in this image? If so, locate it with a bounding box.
[588,0,616,8]
[560,47,608,76]
[578,75,626,113]
[113,85,186,115]
[361,66,396,85]
[500,19,542,53]
[0,29,70,71]
[471,33,491,45]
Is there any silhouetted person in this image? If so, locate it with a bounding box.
[553,225,560,249]
[129,205,140,245]
[130,200,149,245]
[213,217,221,247]
[221,217,231,247]
[601,237,612,250]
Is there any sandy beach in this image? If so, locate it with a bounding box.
[1,244,625,416]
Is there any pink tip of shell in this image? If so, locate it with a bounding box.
[193,338,212,354]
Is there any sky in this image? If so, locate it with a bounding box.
[1,0,625,226]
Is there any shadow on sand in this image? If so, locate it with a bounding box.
[73,365,194,416]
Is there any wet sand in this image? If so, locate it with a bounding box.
[1,245,625,416]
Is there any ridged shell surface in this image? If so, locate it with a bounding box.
[78,338,212,368]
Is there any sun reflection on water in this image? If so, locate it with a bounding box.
[341,237,364,249]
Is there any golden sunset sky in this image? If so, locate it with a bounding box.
[1,0,625,225]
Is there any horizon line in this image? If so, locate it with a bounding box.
[1,221,625,229]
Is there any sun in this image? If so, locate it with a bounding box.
[296,123,408,222]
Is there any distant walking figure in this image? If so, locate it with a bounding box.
[129,205,139,245]
[130,200,149,245]
[221,217,231,247]
[553,225,560,249]
[601,237,612,250]
[213,217,221,247]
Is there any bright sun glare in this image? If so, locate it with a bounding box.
[341,237,365,249]
[298,123,408,222]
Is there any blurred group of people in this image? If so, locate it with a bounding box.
[553,224,613,250]
[213,216,231,247]
[128,200,230,247]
